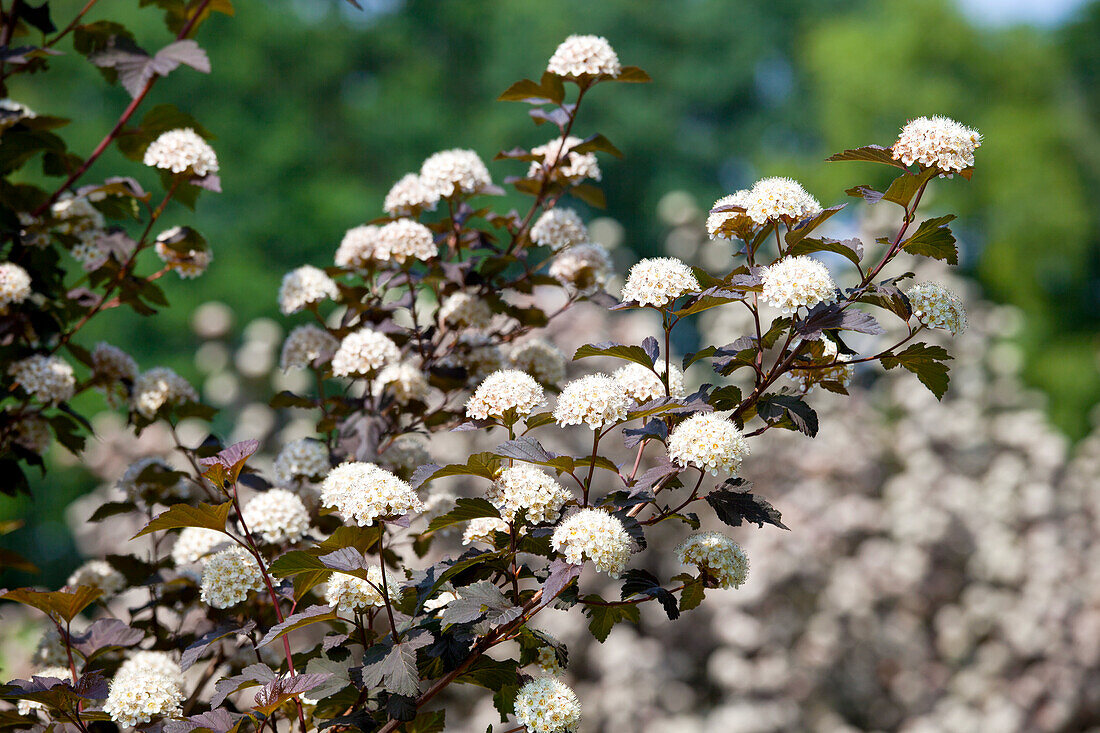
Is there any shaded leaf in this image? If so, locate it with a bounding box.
[705,485,788,530]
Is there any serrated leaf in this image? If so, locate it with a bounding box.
[582,597,640,642]
[2,587,102,622]
[901,215,958,265]
[796,304,884,340]
[882,166,938,207]
[705,485,788,530]
[573,341,653,368]
[784,204,845,247]
[180,621,255,671]
[755,393,819,436]
[131,501,231,540]
[826,144,908,169]
[257,605,337,648]
[788,237,863,269]
[880,342,952,399]
[619,569,679,620]
[423,453,500,485]
[426,498,499,533]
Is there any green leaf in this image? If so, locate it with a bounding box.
[498,78,553,103]
[406,710,446,733]
[788,237,863,269]
[582,596,640,642]
[901,215,958,265]
[269,551,328,578]
[826,144,908,169]
[571,133,623,159]
[755,393,818,436]
[456,657,520,690]
[882,166,938,208]
[131,501,232,540]
[615,66,651,83]
[570,183,605,209]
[678,579,705,612]
[426,498,500,533]
[2,587,102,622]
[573,342,653,368]
[784,204,845,247]
[880,342,952,400]
[423,453,500,484]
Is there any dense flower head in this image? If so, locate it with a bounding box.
[383,172,440,216]
[439,292,492,329]
[667,413,749,476]
[154,227,211,279]
[547,34,621,78]
[375,362,430,404]
[274,438,330,484]
[536,644,565,676]
[199,546,265,609]
[331,327,400,376]
[675,531,749,589]
[375,219,437,264]
[466,369,545,421]
[51,194,103,242]
[324,567,398,612]
[548,243,611,293]
[104,664,184,728]
[279,265,339,315]
[552,508,632,577]
[67,559,125,596]
[9,355,75,404]
[280,324,338,371]
[509,338,567,386]
[0,262,32,312]
[529,136,601,182]
[92,342,137,383]
[381,434,431,476]
[613,361,686,403]
[621,257,699,307]
[515,678,582,733]
[907,281,968,334]
[745,177,822,225]
[488,464,572,524]
[320,462,424,526]
[706,190,752,240]
[462,517,510,545]
[419,148,493,198]
[171,527,224,566]
[553,373,631,429]
[142,128,218,177]
[131,367,197,418]
[531,207,589,251]
[892,115,981,173]
[334,225,380,270]
[118,455,189,502]
[71,241,109,272]
[241,488,310,544]
[760,255,837,313]
[116,651,184,690]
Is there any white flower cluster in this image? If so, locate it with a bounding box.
[241,489,310,544]
[667,413,749,476]
[117,651,184,690]
[131,367,197,419]
[621,257,699,307]
[381,434,430,476]
[760,255,837,313]
[334,225,379,269]
[706,190,752,240]
[118,455,189,502]
[553,373,631,429]
[154,227,211,279]
[383,172,440,216]
[331,327,400,376]
[536,644,565,676]
[324,567,398,612]
[907,281,968,334]
[531,207,588,251]
[104,651,184,728]
[9,354,75,404]
[549,243,611,293]
[462,517,509,545]
[51,194,105,269]
[675,531,749,589]
[515,677,582,733]
[509,338,567,386]
[488,464,572,524]
[376,219,437,264]
[439,292,492,329]
[92,342,137,382]
[892,115,981,173]
[66,559,125,597]
[0,262,31,312]
[375,363,430,404]
[744,176,822,225]
[171,527,224,566]
[547,34,621,78]
[279,265,339,315]
[320,462,424,526]
[199,546,265,609]
[613,361,686,403]
[142,128,218,177]
[551,508,633,577]
[280,324,338,371]
[466,369,545,421]
[529,136,601,183]
[419,149,493,199]
[274,438,330,484]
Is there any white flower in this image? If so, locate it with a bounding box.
[535,644,565,676]
[279,265,339,315]
[383,173,440,216]
[529,136,601,183]
[334,225,380,270]
[515,677,582,733]
[376,219,437,264]
[280,325,338,371]
[104,666,184,728]
[621,257,699,307]
[331,327,400,376]
[462,517,509,546]
[381,434,430,476]
[509,339,567,386]
[116,651,184,690]
[551,508,633,577]
[0,262,32,312]
[199,547,265,609]
[142,128,218,177]
[547,34,621,78]
[675,531,749,589]
[118,456,189,502]
[549,243,611,293]
[667,413,749,476]
[488,464,572,524]
[907,282,968,334]
[707,190,752,240]
[324,566,398,612]
[274,438,330,484]
[892,115,981,173]
[51,194,103,239]
[154,227,211,279]
[241,488,310,544]
[744,177,822,225]
[439,292,492,329]
[375,362,430,404]
[613,361,685,403]
[92,342,137,382]
[320,462,424,526]
[760,255,837,314]
[466,369,545,421]
[131,367,197,419]
[419,149,493,199]
[67,560,125,597]
[553,373,631,429]
[531,208,588,251]
[171,527,225,566]
[71,241,109,272]
[9,355,75,404]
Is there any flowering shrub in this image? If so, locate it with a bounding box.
[0,8,984,732]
